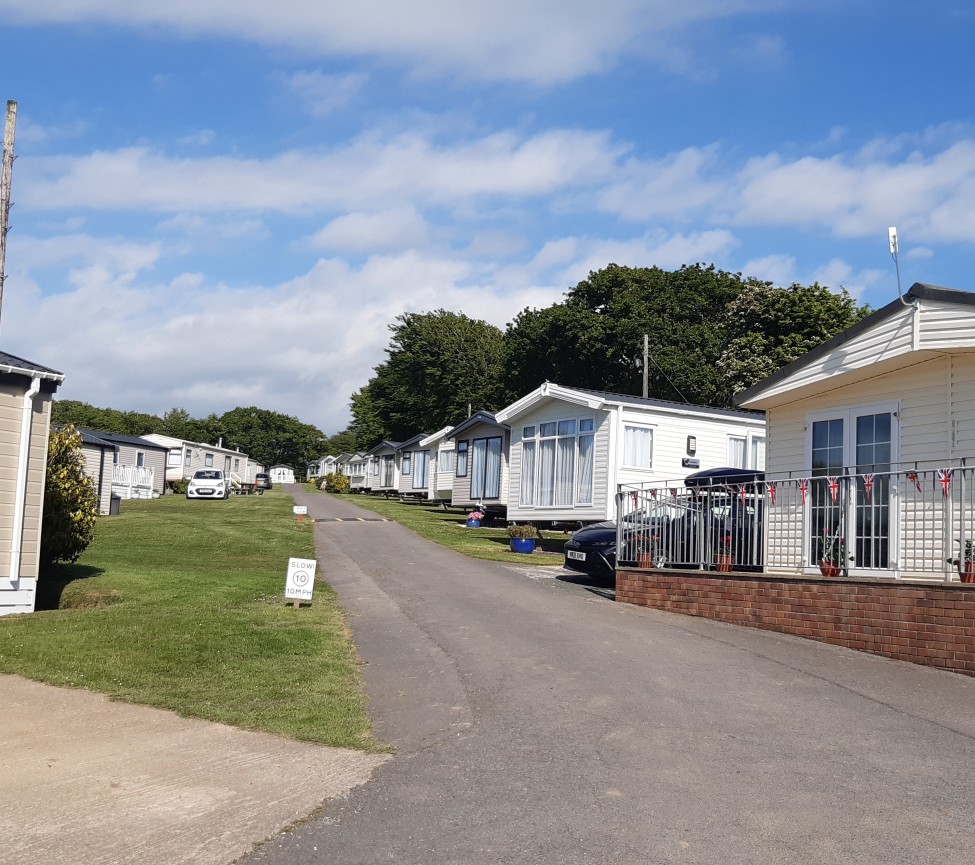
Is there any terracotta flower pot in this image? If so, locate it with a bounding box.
[819,561,840,577]
[959,561,975,583]
[637,553,654,569]
[715,554,733,572]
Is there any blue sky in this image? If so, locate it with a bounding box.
[1,0,973,433]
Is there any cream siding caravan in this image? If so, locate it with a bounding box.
[446,412,510,517]
[1,352,64,616]
[497,383,765,525]
[736,281,975,582]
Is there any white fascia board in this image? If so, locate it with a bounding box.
[495,383,605,423]
[0,362,64,382]
[419,426,453,447]
[615,401,765,426]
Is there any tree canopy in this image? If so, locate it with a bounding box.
[501,263,869,408]
[350,310,506,443]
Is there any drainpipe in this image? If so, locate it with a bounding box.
[9,375,42,585]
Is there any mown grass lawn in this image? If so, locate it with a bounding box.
[0,491,383,752]
[309,486,570,565]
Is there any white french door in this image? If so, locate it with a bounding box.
[807,403,898,574]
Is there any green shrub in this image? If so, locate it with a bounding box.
[171,478,189,494]
[323,472,351,494]
[41,425,98,569]
[506,523,540,539]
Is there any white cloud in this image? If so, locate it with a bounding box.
[0,0,781,85]
[309,207,429,253]
[278,70,367,116]
[19,129,624,214]
[1,248,562,431]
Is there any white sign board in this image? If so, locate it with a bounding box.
[285,557,317,601]
[293,505,308,515]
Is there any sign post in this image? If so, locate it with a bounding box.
[285,557,317,607]
[293,504,308,523]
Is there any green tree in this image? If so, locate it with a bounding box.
[351,310,506,442]
[51,400,162,435]
[503,263,746,406]
[216,407,327,472]
[41,425,98,569]
[718,282,870,396]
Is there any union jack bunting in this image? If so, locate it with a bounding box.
[906,471,922,494]
[738,484,748,506]
[766,481,776,505]
[861,473,874,502]
[798,478,808,505]
[827,476,840,504]
[631,491,638,508]
[650,488,657,500]
[668,488,678,498]
[938,467,953,497]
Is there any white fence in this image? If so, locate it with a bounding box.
[112,465,155,500]
[618,464,975,582]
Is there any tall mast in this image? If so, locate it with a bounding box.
[0,99,17,335]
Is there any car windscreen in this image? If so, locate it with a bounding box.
[193,471,221,479]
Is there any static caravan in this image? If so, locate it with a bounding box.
[77,430,116,515]
[346,451,369,492]
[496,382,765,525]
[1,352,64,616]
[80,430,167,500]
[143,434,256,486]
[419,427,456,503]
[364,441,401,495]
[395,433,430,499]
[736,282,975,583]
[446,412,510,518]
[269,464,296,484]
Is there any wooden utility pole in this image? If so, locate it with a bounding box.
[642,333,649,399]
[0,99,17,335]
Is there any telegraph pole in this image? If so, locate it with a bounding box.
[0,99,17,335]
[642,333,649,398]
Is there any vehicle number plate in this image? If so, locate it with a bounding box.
[566,550,586,561]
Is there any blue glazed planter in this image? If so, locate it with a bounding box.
[510,538,536,554]
[466,519,481,528]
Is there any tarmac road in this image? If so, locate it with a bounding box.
[245,489,975,865]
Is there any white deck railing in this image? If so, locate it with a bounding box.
[112,465,155,500]
[618,463,975,583]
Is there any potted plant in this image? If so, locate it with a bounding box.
[954,539,975,583]
[715,533,734,572]
[818,527,845,577]
[506,523,539,554]
[466,510,485,528]
[636,533,662,569]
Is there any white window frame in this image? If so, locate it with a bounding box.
[622,423,654,469]
[520,415,596,508]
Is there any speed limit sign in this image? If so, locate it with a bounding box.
[285,557,317,602]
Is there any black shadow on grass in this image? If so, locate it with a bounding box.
[35,564,106,611]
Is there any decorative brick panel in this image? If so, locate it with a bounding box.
[616,569,975,676]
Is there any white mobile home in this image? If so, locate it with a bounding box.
[142,434,257,486]
[396,433,430,498]
[269,464,296,484]
[736,282,975,582]
[419,427,456,503]
[364,441,401,494]
[80,430,167,500]
[446,412,510,516]
[496,383,765,525]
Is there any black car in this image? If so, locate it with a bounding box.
[254,472,272,490]
[562,501,691,578]
[562,467,764,577]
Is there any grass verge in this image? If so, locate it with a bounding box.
[307,485,569,565]
[0,491,383,752]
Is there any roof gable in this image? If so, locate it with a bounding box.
[736,282,975,409]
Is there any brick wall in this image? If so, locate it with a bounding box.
[616,569,975,676]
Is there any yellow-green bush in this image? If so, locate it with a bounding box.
[41,425,98,568]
